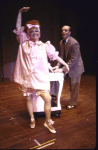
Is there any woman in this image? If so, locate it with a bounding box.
[13,7,69,133]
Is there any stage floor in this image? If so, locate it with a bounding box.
[0,73,96,149]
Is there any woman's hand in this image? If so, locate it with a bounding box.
[64,64,69,73]
[54,68,63,73]
[53,64,69,74]
[19,7,30,12]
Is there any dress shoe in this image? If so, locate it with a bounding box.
[66,105,75,110]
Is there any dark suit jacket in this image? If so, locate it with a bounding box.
[60,36,84,78]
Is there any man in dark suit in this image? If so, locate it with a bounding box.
[51,25,84,109]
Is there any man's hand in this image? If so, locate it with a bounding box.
[19,7,30,12]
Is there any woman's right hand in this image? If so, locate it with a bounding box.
[19,7,30,12]
[54,68,63,73]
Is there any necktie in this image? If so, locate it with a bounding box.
[62,39,66,45]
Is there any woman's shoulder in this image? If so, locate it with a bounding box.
[45,41,54,47]
[45,41,51,44]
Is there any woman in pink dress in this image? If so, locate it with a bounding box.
[13,7,69,133]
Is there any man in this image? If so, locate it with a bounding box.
[51,25,84,109]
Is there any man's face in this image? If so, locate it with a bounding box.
[29,27,40,41]
[61,26,71,40]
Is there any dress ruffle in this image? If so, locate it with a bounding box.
[46,41,59,61]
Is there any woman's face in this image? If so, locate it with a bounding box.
[29,27,40,41]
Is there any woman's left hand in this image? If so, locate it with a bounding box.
[65,64,69,73]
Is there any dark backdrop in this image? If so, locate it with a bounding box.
[0,0,97,80]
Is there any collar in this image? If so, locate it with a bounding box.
[66,36,70,43]
[29,40,42,46]
[62,36,70,45]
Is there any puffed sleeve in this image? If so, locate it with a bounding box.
[13,26,25,35]
[46,41,59,61]
[13,26,29,44]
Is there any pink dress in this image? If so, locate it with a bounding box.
[13,27,59,95]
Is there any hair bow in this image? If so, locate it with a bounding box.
[26,24,40,29]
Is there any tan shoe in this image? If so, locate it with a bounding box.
[44,119,56,133]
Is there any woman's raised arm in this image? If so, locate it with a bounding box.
[16,7,30,31]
